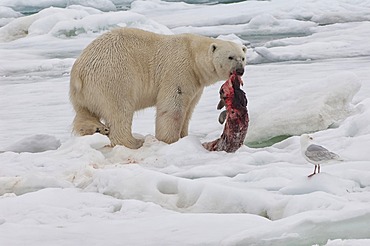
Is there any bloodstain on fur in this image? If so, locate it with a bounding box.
[202,72,249,153]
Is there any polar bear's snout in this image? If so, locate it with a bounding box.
[233,62,245,76]
[235,67,244,76]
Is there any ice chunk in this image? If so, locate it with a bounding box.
[246,72,361,145]
[3,134,61,153]
[0,7,171,41]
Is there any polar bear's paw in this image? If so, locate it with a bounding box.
[110,135,144,149]
[94,125,110,135]
[122,137,144,149]
[75,122,110,136]
[130,138,145,149]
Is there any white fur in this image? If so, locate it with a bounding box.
[70,27,247,149]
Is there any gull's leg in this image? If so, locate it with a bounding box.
[308,165,317,177]
[318,164,321,173]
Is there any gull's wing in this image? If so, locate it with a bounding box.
[305,144,340,162]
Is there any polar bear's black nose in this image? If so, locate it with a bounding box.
[236,67,244,76]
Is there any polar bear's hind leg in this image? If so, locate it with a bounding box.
[72,106,109,136]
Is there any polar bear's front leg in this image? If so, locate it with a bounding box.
[108,112,144,149]
[181,89,203,138]
[155,104,184,144]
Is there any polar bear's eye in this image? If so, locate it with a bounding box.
[228,56,233,60]
[242,57,245,61]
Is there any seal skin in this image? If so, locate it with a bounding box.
[202,72,249,153]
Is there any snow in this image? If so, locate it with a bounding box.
[0,0,117,13]
[1,0,370,245]
[0,6,171,41]
[245,72,361,144]
[2,134,61,153]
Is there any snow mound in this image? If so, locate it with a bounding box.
[0,175,71,196]
[279,173,359,196]
[171,13,315,38]
[50,9,172,38]
[3,134,61,153]
[0,6,171,42]
[325,239,370,246]
[0,6,22,27]
[223,207,370,246]
[83,164,274,215]
[250,22,370,63]
[245,72,361,145]
[0,0,117,13]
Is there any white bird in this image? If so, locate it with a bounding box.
[300,134,342,177]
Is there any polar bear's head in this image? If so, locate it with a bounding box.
[210,41,247,80]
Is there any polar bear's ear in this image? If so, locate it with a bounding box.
[242,46,247,53]
[210,43,217,53]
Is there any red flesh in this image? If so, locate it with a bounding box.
[202,73,249,153]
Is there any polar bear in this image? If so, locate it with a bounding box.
[70,27,247,149]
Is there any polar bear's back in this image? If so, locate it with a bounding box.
[70,28,164,110]
[73,28,161,79]
[70,28,212,104]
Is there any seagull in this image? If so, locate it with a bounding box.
[300,134,342,177]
